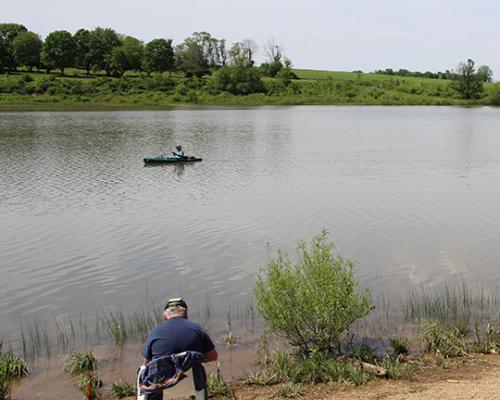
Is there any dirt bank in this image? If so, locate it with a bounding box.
[234,354,500,400]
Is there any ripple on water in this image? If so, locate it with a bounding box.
[2,107,500,343]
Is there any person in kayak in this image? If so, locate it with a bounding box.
[172,145,186,159]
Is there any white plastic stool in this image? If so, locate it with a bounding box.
[137,365,207,400]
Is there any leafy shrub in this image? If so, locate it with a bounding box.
[488,83,500,106]
[19,74,33,83]
[63,351,97,374]
[215,66,266,95]
[255,232,372,354]
[422,320,466,357]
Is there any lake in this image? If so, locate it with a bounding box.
[1,106,500,346]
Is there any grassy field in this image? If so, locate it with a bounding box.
[0,68,497,108]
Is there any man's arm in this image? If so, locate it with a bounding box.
[205,348,218,362]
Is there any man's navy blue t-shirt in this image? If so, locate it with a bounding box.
[143,317,215,360]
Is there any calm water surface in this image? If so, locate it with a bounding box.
[1,106,500,343]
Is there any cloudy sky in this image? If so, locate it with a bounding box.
[5,0,500,78]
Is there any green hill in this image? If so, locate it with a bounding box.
[0,68,497,108]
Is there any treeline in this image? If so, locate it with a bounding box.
[374,66,493,83]
[0,23,292,86]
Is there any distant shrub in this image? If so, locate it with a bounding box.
[19,74,33,83]
[146,75,175,92]
[488,83,500,106]
[255,231,372,354]
[215,66,266,95]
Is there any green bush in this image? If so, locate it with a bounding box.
[214,66,266,95]
[488,83,500,106]
[255,232,372,354]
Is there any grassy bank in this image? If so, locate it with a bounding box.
[1,69,498,108]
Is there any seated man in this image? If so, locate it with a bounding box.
[172,145,186,159]
[142,298,217,399]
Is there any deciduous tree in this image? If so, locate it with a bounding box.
[74,29,92,75]
[144,38,174,74]
[42,30,76,76]
[477,65,493,83]
[12,31,42,71]
[88,27,121,75]
[111,36,144,75]
[176,39,209,78]
[450,59,484,100]
[0,23,27,71]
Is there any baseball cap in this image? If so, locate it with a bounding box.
[165,297,187,310]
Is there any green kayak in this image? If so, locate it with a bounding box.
[143,156,203,164]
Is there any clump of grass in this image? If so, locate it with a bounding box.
[110,380,136,398]
[76,372,101,400]
[277,382,304,398]
[422,320,466,357]
[317,358,369,386]
[101,309,127,345]
[389,338,410,356]
[63,351,97,374]
[270,350,296,382]
[0,348,30,400]
[207,373,227,397]
[377,357,413,379]
[244,370,279,386]
[248,350,370,387]
[0,352,31,380]
[472,322,500,354]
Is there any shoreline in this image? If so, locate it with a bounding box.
[0,102,491,112]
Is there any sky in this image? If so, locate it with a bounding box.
[4,0,500,78]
